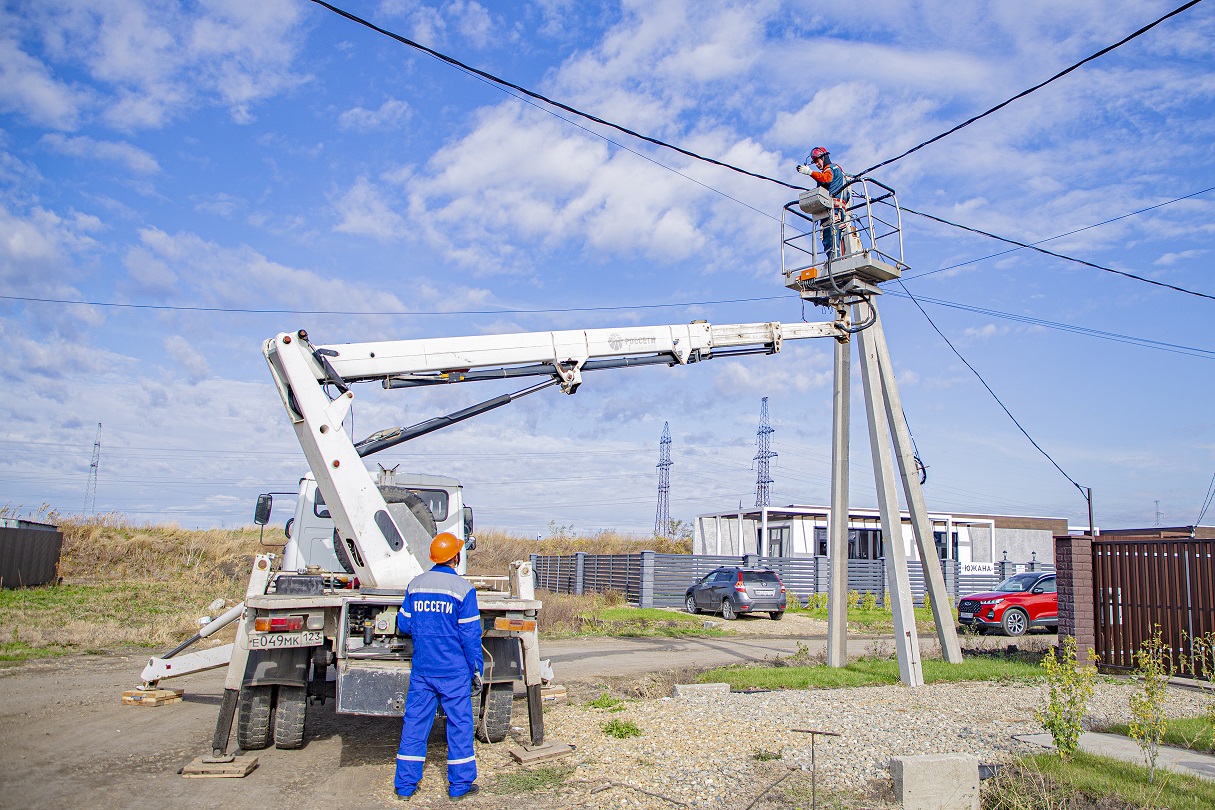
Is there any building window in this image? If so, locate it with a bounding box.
[815,527,827,556]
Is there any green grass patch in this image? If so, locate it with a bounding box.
[601,718,643,739]
[0,581,242,659]
[488,764,575,795]
[0,640,73,662]
[700,654,1041,690]
[986,751,1215,810]
[1098,716,1215,753]
[799,605,947,634]
[585,692,624,710]
[571,606,731,638]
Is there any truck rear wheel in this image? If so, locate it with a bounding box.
[236,685,275,751]
[274,685,307,749]
[476,682,514,744]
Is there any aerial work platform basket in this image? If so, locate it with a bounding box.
[781,176,908,301]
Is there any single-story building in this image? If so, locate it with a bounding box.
[692,505,1067,565]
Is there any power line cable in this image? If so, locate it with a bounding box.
[314,0,1215,307]
[0,292,783,316]
[902,205,1215,302]
[905,185,1215,280]
[307,0,804,193]
[884,290,1215,360]
[1195,471,1215,526]
[855,0,1207,177]
[896,280,1086,496]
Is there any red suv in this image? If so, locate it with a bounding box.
[957,572,1057,637]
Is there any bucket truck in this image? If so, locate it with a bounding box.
[154,315,845,764]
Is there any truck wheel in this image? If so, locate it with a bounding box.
[274,685,307,749]
[237,685,275,751]
[476,682,514,744]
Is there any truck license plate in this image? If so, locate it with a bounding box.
[249,630,323,649]
[959,611,974,620]
[753,588,774,597]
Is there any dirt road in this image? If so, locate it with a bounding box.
[0,617,1015,808]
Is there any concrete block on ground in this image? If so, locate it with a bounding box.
[672,682,730,698]
[889,753,979,810]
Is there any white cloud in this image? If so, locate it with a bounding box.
[0,16,87,130]
[447,0,493,47]
[17,0,309,131]
[0,204,97,295]
[39,133,159,173]
[962,324,1001,339]
[333,177,408,240]
[164,334,211,384]
[1154,249,1206,266]
[338,98,411,132]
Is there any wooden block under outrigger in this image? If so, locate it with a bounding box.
[180,755,259,778]
[122,688,184,707]
[507,740,575,765]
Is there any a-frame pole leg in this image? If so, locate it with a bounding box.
[826,326,851,668]
[855,302,922,687]
[870,307,963,664]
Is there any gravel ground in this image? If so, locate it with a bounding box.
[395,678,1211,810]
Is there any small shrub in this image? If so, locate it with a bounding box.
[1129,626,1174,783]
[601,718,642,739]
[922,591,932,612]
[861,591,877,611]
[847,589,861,608]
[489,764,575,794]
[751,748,782,761]
[807,592,828,610]
[1191,631,1215,727]
[1035,635,1096,759]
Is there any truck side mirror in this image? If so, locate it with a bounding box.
[463,505,475,539]
[254,494,273,526]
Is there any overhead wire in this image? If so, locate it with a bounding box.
[895,281,1087,497]
[904,185,1215,281]
[307,0,803,193]
[1195,471,1215,526]
[853,0,1207,177]
[902,205,1215,302]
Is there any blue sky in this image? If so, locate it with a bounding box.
[2,0,1214,535]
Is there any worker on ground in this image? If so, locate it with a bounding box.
[394,532,484,801]
[797,146,850,259]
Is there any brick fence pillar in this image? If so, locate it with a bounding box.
[1055,534,1096,666]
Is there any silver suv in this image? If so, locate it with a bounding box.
[685,567,787,620]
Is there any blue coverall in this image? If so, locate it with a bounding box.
[395,563,485,798]
[813,161,850,259]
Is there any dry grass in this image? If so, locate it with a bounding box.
[467,528,690,576]
[1,511,269,656]
[2,513,689,658]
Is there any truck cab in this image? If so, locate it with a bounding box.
[280,471,475,576]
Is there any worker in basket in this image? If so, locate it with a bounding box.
[797,146,851,260]
[394,532,484,801]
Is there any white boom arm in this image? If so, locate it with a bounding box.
[263,319,843,588]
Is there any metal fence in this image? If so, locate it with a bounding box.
[0,526,64,588]
[1092,537,1215,678]
[530,551,1051,608]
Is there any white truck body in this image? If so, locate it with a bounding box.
[155,317,843,759]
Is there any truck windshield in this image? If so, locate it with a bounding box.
[314,487,448,521]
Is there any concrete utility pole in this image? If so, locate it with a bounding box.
[781,179,962,683]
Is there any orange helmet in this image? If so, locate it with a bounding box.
[429,532,462,564]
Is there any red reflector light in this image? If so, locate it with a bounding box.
[254,616,304,632]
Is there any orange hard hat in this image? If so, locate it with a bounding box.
[429,532,462,564]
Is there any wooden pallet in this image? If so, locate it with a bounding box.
[540,684,567,704]
[507,740,575,765]
[122,688,184,707]
[181,755,259,778]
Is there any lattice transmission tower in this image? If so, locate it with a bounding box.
[654,422,672,536]
[753,398,776,507]
[84,422,101,514]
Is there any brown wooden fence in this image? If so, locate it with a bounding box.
[1092,537,1215,677]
